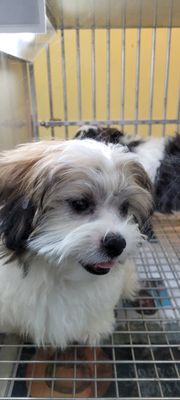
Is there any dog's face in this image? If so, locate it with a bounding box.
[0,140,152,277]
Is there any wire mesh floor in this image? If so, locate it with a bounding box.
[0,213,179,399]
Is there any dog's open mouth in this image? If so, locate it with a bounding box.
[81,261,115,275]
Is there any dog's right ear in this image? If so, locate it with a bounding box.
[0,143,47,255]
[0,195,35,254]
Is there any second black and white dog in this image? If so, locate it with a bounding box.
[75,125,180,214]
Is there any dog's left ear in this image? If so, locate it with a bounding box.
[131,161,154,237]
[132,161,153,197]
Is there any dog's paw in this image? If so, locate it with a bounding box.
[84,332,101,346]
[81,314,114,346]
[122,260,140,301]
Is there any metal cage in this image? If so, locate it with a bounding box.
[0,1,180,399]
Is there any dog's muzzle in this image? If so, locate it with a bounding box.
[80,233,126,275]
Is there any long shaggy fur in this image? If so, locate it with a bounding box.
[0,140,152,347]
[75,126,180,213]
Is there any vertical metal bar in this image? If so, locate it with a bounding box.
[28,63,39,141]
[50,349,57,397]
[5,338,22,398]
[134,2,142,136]
[162,2,173,137]
[111,335,120,397]
[177,86,180,134]
[145,321,164,397]
[60,29,68,139]
[121,0,126,129]
[148,0,157,136]
[26,360,36,397]
[157,250,180,320]
[166,336,180,379]
[106,4,111,125]
[76,20,82,121]
[72,347,77,397]
[106,28,110,125]
[22,62,32,141]
[92,13,96,121]
[46,43,55,139]
[129,322,142,397]
[93,347,97,398]
[60,0,68,139]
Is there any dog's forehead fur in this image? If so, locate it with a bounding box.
[52,139,132,173]
[27,140,148,205]
[0,139,152,206]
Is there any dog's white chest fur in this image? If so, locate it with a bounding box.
[0,256,136,347]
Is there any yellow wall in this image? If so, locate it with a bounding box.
[0,54,32,150]
[34,28,180,140]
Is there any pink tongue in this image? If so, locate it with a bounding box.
[95,262,114,269]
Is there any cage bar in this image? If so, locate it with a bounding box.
[59,0,68,139]
[91,13,96,121]
[76,6,82,122]
[120,1,126,127]
[162,2,173,136]
[148,0,157,136]
[46,44,55,139]
[134,6,142,136]
[39,118,179,128]
[28,63,39,141]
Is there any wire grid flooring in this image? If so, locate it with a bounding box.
[0,213,179,399]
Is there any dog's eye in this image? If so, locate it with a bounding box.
[120,201,129,216]
[68,199,92,213]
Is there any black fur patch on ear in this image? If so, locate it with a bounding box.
[127,139,144,152]
[75,126,125,145]
[0,195,35,254]
[75,126,102,140]
[100,128,124,144]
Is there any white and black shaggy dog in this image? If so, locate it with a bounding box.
[0,140,152,347]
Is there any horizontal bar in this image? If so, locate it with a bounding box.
[117,306,179,310]
[125,295,180,299]
[113,330,180,334]
[0,343,179,349]
[1,359,179,364]
[3,397,177,400]
[39,118,179,128]
[1,377,180,381]
[3,398,178,400]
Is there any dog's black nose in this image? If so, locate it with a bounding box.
[102,233,126,258]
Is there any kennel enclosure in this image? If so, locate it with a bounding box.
[0,0,180,399]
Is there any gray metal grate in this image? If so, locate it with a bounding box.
[0,213,179,399]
